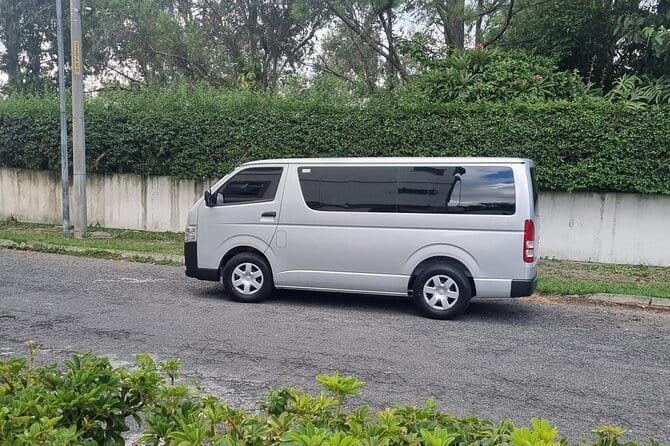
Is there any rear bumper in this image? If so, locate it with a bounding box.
[184,242,219,281]
[510,275,538,297]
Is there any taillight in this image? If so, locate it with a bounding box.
[523,219,535,263]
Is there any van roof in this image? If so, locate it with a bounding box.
[242,157,533,166]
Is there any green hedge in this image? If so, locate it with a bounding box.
[1,89,669,194]
[0,346,659,445]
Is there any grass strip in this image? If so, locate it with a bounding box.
[538,259,670,283]
[0,221,182,256]
[537,276,670,299]
[0,239,183,267]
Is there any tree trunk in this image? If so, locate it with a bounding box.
[1,0,22,89]
[379,6,408,85]
[434,0,465,49]
[447,0,465,49]
[25,24,43,89]
[657,0,669,18]
[248,0,258,59]
[475,0,484,45]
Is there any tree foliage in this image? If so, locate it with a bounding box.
[312,16,384,95]
[494,0,670,91]
[322,0,410,87]
[1,0,669,95]
[0,0,60,94]
[615,0,670,77]
[0,0,328,93]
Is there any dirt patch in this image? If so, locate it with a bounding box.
[523,294,670,313]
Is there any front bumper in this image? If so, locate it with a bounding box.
[510,274,538,297]
[184,242,219,281]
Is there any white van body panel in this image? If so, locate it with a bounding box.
[195,164,287,271]
[186,158,538,299]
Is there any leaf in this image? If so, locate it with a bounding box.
[316,372,365,400]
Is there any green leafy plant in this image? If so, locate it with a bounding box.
[0,345,164,445]
[403,49,588,103]
[606,74,670,107]
[420,427,456,446]
[0,347,666,446]
[510,418,563,446]
[590,424,645,446]
[317,372,365,409]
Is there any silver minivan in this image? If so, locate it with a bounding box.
[185,158,538,319]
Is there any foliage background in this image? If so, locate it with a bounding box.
[0,349,651,446]
[0,88,669,195]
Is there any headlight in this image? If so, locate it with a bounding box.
[184,225,197,242]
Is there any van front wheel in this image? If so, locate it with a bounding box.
[222,253,273,303]
[413,265,472,319]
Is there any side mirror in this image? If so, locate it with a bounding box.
[204,189,215,207]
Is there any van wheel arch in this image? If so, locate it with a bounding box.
[408,257,476,297]
[220,247,273,278]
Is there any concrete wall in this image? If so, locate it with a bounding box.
[538,192,670,266]
[0,167,211,232]
[2,167,669,266]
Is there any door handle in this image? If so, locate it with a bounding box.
[261,211,277,218]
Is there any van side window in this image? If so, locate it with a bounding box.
[217,167,283,205]
[298,166,396,212]
[298,165,515,215]
[398,166,515,215]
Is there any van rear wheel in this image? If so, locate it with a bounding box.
[222,253,273,303]
[412,264,472,319]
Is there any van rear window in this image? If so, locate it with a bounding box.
[298,166,515,215]
[398,166,515,215]
[530,166,538,212]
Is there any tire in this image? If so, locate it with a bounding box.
[412,264,472,319]
[221,253,274,303]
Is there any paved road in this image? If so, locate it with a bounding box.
[1,249,669,442]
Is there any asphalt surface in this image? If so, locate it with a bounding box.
[1,249,669,443]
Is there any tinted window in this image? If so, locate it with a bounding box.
[398,166,515,215]
[218,167,282,204]
[298,166,397,212]
[298,165,515,215]
[530,166,538,212]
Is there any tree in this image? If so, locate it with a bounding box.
[196,0,327,88]
[0,0,327,92]
[313,21,383,95]
[89,0,235,87]
[410,0,465,49]
[616,0,670,77]
[322,0,409,86]
[493,0,645,90]
[0,0,57,94]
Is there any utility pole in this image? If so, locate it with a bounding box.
[70,0,87,238]
[56,0,70,237]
